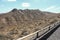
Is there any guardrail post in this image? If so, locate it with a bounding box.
[34,32,39,40]
[36,32,39,38]
[49,26,50,30]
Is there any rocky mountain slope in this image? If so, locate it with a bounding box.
[0,9,60,40]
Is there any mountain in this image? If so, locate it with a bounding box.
[0,9,60,40]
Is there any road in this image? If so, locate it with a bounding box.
[39,24,60,40]
[47,27,60,40]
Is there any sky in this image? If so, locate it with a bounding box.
[0,0,60,13]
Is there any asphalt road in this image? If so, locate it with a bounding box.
[47,27,60,40]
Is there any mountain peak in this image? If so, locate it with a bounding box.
[11,8,18,12]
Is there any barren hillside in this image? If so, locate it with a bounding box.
[0,9,60,40]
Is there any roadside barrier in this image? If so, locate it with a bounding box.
[16,21,60,40]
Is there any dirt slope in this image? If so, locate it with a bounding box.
[0,9,60,40]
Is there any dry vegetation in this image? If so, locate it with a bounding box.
[0,9,60,40]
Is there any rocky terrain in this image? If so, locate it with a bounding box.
[0,8,60,40]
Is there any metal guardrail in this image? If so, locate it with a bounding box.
[36,21,60,40]
[16,21,60,40]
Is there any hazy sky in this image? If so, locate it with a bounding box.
[0,0,60,13]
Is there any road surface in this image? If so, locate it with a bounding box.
[47,27,60,40]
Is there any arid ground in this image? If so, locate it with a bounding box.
[0,9,60,40]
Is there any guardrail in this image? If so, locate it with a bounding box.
[16,21,60,40]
